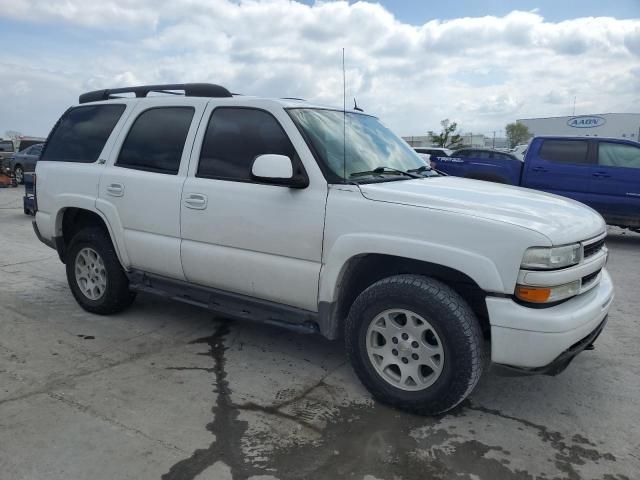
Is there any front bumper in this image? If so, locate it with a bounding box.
[495,316,607,376]
[487,269,614,369]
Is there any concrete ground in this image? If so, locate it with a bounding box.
[0,186,638,480]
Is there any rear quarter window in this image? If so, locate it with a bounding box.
[539,140,589,164]
[41,104,125,163]
[0,140,14,152]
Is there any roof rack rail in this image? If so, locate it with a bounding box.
[79,83,233,104]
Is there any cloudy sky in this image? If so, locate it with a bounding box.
[0,0,638,139]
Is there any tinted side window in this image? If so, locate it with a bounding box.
[41,105,125,163]
[117,107,194,175]
[198,108,296,181]
[18,140,41,151]
[456,150,470,158]
[473,151,492,159]
[539,140,589,164]
[598,142,640,169]
[494,152,515,161]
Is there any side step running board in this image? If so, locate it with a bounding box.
[127,270,320,335]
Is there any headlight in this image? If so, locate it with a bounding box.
[521,244,581,270]
[515,280,581,304]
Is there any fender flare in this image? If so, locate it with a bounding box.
[318,233,505,306]
[53,196,130,268]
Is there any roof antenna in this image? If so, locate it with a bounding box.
[342,47,347,182]
[353,98,363,112]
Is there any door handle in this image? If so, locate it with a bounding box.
[592,172,611,178]
[531,166,548,172]
[106,183,124,197]
[184,193,208,210]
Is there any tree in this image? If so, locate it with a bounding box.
[4,130,22,140]
[428,119,463,148]
[505,122,531,148]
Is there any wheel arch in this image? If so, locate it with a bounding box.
[55,207,128,267]
[318,252,494,341]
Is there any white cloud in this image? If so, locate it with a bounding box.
[0,1,638,137]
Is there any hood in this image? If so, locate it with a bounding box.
[359,177,605,245]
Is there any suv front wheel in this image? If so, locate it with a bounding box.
[345,274,484,415]
[66,227,135,314]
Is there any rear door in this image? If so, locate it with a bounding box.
[97,99,206,280]
[587,140,640,227]
[522,138,595,204]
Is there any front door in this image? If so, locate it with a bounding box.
[97,99,206,279]
[180,106,327,311]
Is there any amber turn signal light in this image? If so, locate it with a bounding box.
[515,285,552,303]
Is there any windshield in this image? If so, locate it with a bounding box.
[288,108,427,182]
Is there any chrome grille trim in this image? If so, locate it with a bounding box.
[581,232,607,260]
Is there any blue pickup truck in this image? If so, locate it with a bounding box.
[430,136,640,230]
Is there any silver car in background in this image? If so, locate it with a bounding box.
[7,143,44,184]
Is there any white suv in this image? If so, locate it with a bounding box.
[33,83,613,414]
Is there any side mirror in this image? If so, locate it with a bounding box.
[251,154,308,188]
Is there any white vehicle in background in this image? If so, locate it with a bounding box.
[33,83,613,415]
[414,147,453,157]
[511,143,529,159]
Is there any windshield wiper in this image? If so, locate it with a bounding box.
[407,165,431,174]
[349,166,422,179]
[407,165,439,177]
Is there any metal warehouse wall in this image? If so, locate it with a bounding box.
[517,113,640,141]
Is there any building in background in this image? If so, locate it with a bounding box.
[517,113,640,141]
[484,136,508,149]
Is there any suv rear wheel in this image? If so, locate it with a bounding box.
[66,227,135,314]
[345,274,484,415]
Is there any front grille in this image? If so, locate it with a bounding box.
[583,238,605,259]
[581,269,601,287]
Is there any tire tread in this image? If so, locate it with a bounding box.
[66,227,135,315]
[345,274,484,415]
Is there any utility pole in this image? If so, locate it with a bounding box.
[492,131,496,149]
[572,96,576,116]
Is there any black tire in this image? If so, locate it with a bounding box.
[65,227,135,315]
[14,165,24,185]
[345,274,484,415]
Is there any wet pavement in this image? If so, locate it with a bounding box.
[0,187,638,479]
